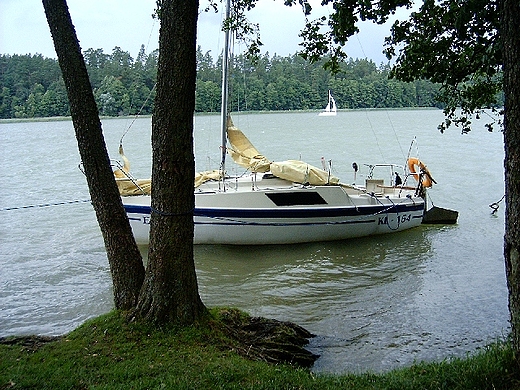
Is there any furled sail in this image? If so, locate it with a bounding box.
[116,170,222,195]
[270,160,340,186]
[226,117,271,173]
[114,145,152,196]
[226,117,340,185]
[116,178,152,196]
[195,169,222,188]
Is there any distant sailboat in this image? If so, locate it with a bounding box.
[318,90,337,116]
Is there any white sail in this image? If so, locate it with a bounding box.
[318,90,337,116]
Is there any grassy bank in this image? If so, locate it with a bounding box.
[1,310,518,389]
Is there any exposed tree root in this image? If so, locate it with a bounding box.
[216,308,319,368]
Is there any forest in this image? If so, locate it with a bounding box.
[0,45,445,119]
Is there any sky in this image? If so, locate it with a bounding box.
[0,0,407,64]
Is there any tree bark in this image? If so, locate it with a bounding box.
[42,0,145,310]
[135,0,206,324]
[502,0,520,352]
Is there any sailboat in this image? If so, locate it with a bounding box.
[318,90,337,116]
[114,0,434,245]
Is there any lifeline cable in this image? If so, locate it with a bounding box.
[1,199,91,211]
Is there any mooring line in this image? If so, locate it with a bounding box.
[1,199,92,211]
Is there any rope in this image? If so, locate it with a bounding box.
[1,199,91,211]
[489,195,505,214]
[379,196,400,231]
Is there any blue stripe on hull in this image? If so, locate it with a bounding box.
[124,203,424,220]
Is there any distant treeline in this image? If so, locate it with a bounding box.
[0,45,444,119]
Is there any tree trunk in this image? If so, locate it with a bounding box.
[135,0,206,325]
[42,0,145,310]
[502,0,520,352]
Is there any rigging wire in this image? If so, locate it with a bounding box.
[354,31,410,165]
[145,15,158,52]
[363,110,387,162]
[119,83,156,148]
[355,33,368,59]
[404,136,424,179]
[4,24,160,215]
[385,110,407,160]
[118,16,158,148]
[352,32,389,162]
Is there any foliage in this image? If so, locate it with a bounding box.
[283,0,503,133]
[384,0,502,132]
[0,54,68,118]
[0,48,444,119]
[283,0,414,73]
[1,310,519,389]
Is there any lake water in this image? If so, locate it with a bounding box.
[0,109,509,374]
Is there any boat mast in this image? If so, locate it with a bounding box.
[220,0,231,177]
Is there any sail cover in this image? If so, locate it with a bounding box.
[195,169,222,188]
[226,117,271,173]
[270,160,340,185]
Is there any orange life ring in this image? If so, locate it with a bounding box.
[407,157,434,188]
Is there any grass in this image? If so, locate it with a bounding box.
[1,309,519,390]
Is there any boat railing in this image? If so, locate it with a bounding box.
[111,159,150,195]
[400,172,416,187]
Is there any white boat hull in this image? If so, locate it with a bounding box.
[123,176,425,245]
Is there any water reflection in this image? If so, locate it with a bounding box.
[139,227,433,373]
